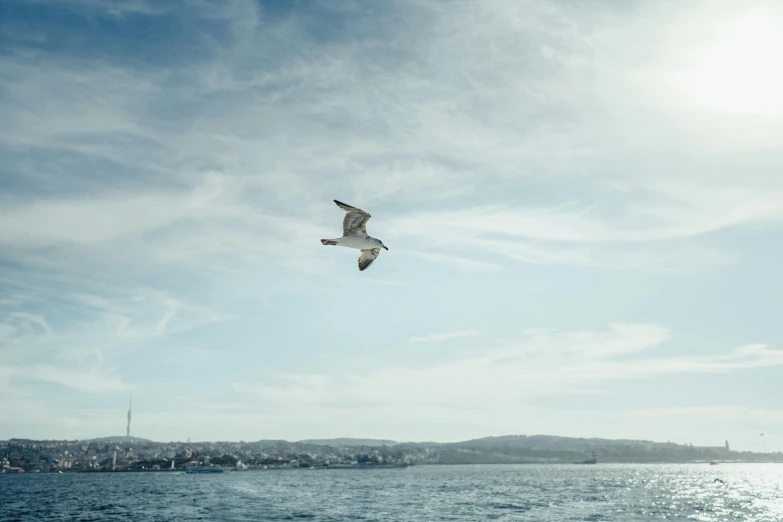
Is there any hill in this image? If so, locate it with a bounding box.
[86,436,153,444]
[298,438,398,447]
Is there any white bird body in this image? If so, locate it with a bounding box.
[327,235,383,250]
[321,200,388,271]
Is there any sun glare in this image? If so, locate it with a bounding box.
[674,8,783,116]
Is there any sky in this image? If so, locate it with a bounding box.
[1,0,782,451]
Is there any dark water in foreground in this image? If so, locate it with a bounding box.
[1,464,782,521]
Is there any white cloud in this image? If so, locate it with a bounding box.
[12,0,169,17]
[155,300,180,333]
[1,365,130,394]
[3,0,781,278]
[8,312,51,333]
[232,374,331,404]
[407,330,481,343]
[0,287,224,373]
[2,0,783,443]
[629,406,783,426]
[0,172,237,247]
[388,185,783,245]
[232,324,783,424]
[396,249,502,272]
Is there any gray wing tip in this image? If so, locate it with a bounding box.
[357,249,380,271]
[334,199,370,216]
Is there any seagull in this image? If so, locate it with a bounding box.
[321,200,388,271]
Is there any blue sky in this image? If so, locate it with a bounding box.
[1,0,782,451]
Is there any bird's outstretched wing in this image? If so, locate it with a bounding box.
[334,199,371,237]
[358,248,381,271]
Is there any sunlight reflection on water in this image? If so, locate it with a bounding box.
[626,463,783,521]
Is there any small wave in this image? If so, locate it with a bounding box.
[92,503,118,511]
[490,502,531,511]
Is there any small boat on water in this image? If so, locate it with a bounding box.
[709,461,719,465]
[578,452,598,464]
[185,466,225,474]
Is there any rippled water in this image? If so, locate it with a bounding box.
[1,464,782,521]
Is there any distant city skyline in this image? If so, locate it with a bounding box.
[4,433,781,476]
[1,0,782,451]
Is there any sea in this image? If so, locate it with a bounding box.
[1,464,782,521]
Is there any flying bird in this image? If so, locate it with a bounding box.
[321,200,388,271]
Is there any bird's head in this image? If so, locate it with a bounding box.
[379,240,388,251]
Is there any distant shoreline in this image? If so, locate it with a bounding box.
[4,434,780,473]
[5,461,783,475]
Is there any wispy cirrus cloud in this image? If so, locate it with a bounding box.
[31,365,131,393]
[0,364,130,394]
[388,186,783,245]
[233,323,783,417]
[3,0,781,278]
[2,0,783,446]
[231,374,332,405]
[629,406,783,425]
[407,330,482,343]
[396,250,501,272]
[222,322,783,444]
[17,0,169,17]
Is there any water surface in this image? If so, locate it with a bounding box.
[2,464,782,521]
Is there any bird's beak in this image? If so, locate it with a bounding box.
[383,245,389,251]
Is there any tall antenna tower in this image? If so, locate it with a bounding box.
[126,394,132,438]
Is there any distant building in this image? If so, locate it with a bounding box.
[126,396,132,438]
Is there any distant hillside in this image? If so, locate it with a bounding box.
[11,433,779,464]
[298,438,398,447]
[414,434,749,464]
[86,436,153,444]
